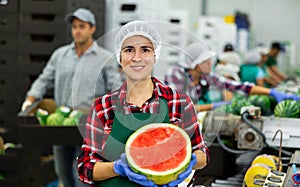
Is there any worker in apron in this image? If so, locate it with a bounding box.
[77,21,209,187]
[164,42,300,112]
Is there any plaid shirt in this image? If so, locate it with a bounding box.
[165,65,253,103]
[77,77,208,186]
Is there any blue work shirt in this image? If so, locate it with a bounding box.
[26,42,120,111]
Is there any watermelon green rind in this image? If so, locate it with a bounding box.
[125,123,192,185]
[130,160,189,185]
[269,96,278,112]
[214,104,233,113]
[63,117,78,126]
[55,106,71,117]
[46,113,65,126]
[247,95,271,116]
[36,108,49,126]
[69,110,83,119]
[274,100,300,118]
[231,95,251,115]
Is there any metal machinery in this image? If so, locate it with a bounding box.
[199,108,300,186]
[202,109,300,151]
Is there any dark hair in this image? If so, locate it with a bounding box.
[224,43,234,52]
[271,42,282,50]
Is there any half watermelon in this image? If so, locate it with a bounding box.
[125,123,192,185]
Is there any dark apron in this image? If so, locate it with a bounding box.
[97,98,170,187]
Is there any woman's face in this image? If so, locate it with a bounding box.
[120,35,155,82]
[195,59,212,75]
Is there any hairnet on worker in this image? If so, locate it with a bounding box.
[183,42,214,69]
[244,50,262,64]
[218,52,242,66]
[256,46,269,56]
[215,64,240,81]
[114,20,161,64]
[216,50,241,81]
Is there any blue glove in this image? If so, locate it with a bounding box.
[162,154,197,187]
[270,89,300,102]
[114,153,158,187]
[212,101,231,110]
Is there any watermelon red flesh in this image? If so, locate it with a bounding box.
[125,123,192,185]
[129,127,187,171]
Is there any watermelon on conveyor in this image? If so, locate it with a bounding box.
[125,123,192,185]
[248,95,271,116]
[214,104,233,113]
[269,96,278,112]
[231,95,251,115]
[274,100,300,118]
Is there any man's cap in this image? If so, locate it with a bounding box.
[66,8,96,26]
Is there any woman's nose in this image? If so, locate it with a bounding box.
[132,50,142,62]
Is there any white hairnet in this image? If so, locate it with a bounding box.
[215,64,240,81]
[244,50,262,64]
[114,20,161,63]
[183,42,214,69]
[219,52,242,66]
[256,46,269,55]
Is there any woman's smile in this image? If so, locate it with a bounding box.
[130,65,145,71]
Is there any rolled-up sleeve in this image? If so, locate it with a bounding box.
[208,73,253,95]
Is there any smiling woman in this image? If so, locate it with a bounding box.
[120,35,155,83]
[77,20,209,187]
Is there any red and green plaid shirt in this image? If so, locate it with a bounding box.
[77,77,208,186]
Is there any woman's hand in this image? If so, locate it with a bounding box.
[270,89,300,102]
[162,154,197,187]
[114,153,158,187]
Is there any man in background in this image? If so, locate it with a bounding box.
[264,42,287,84]
[21,8,119,187]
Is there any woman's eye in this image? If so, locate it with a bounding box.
[124,48,133,53]
[142,48,151,53]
